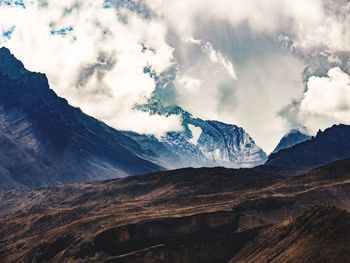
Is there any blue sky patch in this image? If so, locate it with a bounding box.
[50,26,74,37]
[0,0,26,9]
[102,1,112,9]
[2,26,16,40]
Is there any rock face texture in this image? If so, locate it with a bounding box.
[231,206,350,263]
[265,124,350,171]
[0,47,162,190]
[272,129,311,154]
[125,100,267,169]
[1,158,350,262]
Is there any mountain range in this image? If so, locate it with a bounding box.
[1,46,350,262]
[0,47,268,189]
[125,99,267,169]
[1,47,350,191]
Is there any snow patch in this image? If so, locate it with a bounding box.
[188,124,202,145]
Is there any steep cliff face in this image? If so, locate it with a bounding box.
[125,100,267,169]
[231,206,350,263]
[0,47,162,190]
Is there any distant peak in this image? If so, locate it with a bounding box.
[286,128,308,137]
[272,128,311,153]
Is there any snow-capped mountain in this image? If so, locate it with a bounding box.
[124,100,267,169]
[0,47,267,190]
[272,129,311,154]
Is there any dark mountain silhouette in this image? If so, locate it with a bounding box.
[0,47,162,190]
[265,124,350,171]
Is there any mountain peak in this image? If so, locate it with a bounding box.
[272,129,310,153]
[0,46,10,53]
[129,98,267,169]
[0,46,18,61]
[0,48,162,190]
[0,46,26,78]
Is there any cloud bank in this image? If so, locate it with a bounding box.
[299,67,350,133]
[0,0,182,137]
[1,0,350,152]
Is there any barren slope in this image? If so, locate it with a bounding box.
[1,159,350,262]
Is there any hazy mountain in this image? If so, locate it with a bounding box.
[0,47,162,190]
[272,129,311,153]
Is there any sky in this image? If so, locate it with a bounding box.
[1,0,350,153]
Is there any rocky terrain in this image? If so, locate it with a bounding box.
[232,206,350,263]
[1,158,350,262]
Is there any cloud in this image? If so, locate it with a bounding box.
[1,0,350,153]
[164,23,306,153]
[184,38,237,80]
[293,0,350,52]
[299,67,350,133]
[147,0,350,54]
[146,0,324,36]
[0,0,182,136]
[222,52,305,153]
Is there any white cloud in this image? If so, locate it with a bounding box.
[171,36,240,122]
[146,0,324,37]
[223,53,305,153]
[299,67,350,133]
[148,0,350,54]
[181,37,237,80]
[293,1,350,52]
[201,41,237,80]
[0,0,182,136]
